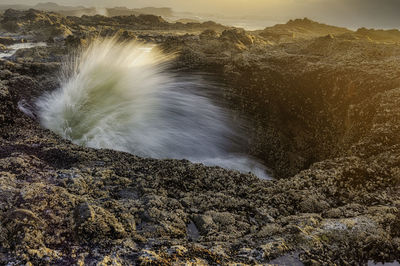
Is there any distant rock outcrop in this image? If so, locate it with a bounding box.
[0,3,174,18]
[259,18,351,42]
[355,27,400,43]
[0,9,227,43]
[0,9,73,40]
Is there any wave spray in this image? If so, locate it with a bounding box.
[37,38,269,179]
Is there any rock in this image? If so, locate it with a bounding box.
[65,35,88,48]
[259,18,351,42]
[74,202,95,225]
[0,37,24,46]
[74,202,126,244]
[0,44,7,52]
[257,224,283,238]
[138,250,165,264]
[0,21,20,32]
[356,27,400,43]
[1,9,73,41]
[137,14,166,25]
[0,82,15,130]
[220,28,254,50]
[259,239,290,259]
[193,214,217,235]
[200,29,219,40]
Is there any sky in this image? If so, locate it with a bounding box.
[2,0,400,29]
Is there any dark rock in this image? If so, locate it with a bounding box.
[74,202,95,225]
[200,29,219,40]
[221,28,254,49]
[74,202,126,244]
[0,37,24,46]
[259,17,351,42]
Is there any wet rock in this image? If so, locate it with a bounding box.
[220,28,255,50]
[74,202,95,225]
[200,29,219,40]
[0,37,24,46]
[1,9,73,40]
[1,209,45,252]
[193,214,217,235]
[0,21,20,32]
[259,238,290,259]
[257,224,283,238]
[138,249,165,264]
[74,202,126,244]
[0,82,15,131]
[186,221,200,241]
[299,196,330,213]
[167,245,188,256]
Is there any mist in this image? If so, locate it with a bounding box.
[1,0,400,29]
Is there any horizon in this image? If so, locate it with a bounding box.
[1,0,400,30]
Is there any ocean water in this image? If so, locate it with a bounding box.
[36,38,269,179]
[214,18,280,31]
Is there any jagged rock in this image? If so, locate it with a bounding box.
[0,81,15,130]
[259,17,351,42]
[356,27,400,43]
[74,202,126,243]
[220,28,255,50]
[137,14,166,25]
[0,21,20,32]
[0,37,24,45]
[1,9,73,40]
[65,35,88,48]
[199,29,219,40]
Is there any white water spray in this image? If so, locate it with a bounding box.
[37,39,269,179]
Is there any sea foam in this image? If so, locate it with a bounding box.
[37,38,269,179]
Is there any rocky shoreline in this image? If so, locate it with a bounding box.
[0,9,400,265]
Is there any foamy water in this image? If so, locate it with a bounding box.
[0,42,47,59]
[36,39,269,179]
